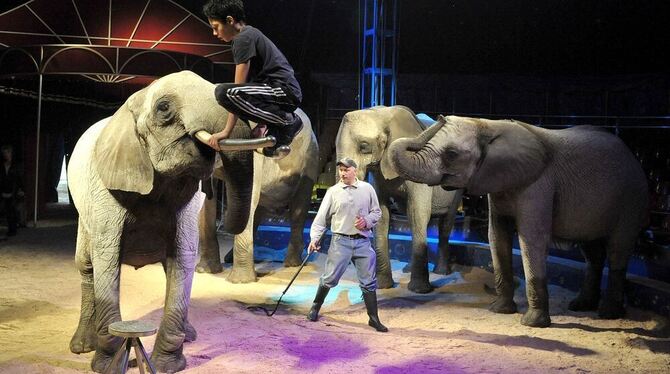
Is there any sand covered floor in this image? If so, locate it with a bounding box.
[1,217,669,374]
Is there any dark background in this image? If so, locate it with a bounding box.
[181,0,670,75]
[3,0,666,75]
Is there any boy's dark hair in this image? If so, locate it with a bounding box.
[1,144,13,152]
[203,0,246,23]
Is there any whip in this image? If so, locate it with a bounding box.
[247,248,315,317]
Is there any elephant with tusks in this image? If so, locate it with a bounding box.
[196,110,319,283]
[68,71,259,373]
[335,106,462,293]
[389,115,648,327]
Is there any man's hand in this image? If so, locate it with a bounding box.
[207,129,231,151]
[308,239,321,253]
[354,216,367,230]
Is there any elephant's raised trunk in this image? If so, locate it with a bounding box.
[388,118,446,185]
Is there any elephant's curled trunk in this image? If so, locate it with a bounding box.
[388,118,446,185]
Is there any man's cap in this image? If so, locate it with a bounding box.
[336,157,357,169]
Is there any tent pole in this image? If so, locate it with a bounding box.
[33,73,43,227]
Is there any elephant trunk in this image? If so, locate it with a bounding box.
[388,119,446,185]
[217,124,254,235]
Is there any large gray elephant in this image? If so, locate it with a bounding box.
[67,71,255,373]
[335,106,462,292]
[196,110,319,282]
[389,115,648,327]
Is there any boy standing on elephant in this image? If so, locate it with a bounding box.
[203,0,303,159]
[307,157,388,332]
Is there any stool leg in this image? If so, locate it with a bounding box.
[132,339,146,374]
[136,338,157,374]
[118,338,132,374]
[103,338,129,374]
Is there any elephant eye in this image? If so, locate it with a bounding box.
[444,149,459,162]
[157,101,169,112]
[359,141,372,154]
[155,100,175,123]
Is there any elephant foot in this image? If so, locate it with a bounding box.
[283,253,303,267]
[152,350,187,373]
[408,279,434,294]
[69,326,96,354]
[195,259,223,274]
[90,350,114,373]
[520,308,551,328]
[597,299,625,320]
[489,296,517,314]
[184,319,197,343]
[433,262,452,275]
[376,273,395,289]
[227,266,257,283]
[568,293,600,312]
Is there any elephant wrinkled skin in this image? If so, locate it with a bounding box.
[335,106,462,292]
[67,71,254,373]
[196,109,319,282]
[389,115,648,327]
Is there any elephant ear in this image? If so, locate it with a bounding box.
[93,92,153,195]
[469,120,549,193]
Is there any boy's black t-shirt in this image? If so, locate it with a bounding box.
[232,25,302,102]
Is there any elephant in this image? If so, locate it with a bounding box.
[67,71,256,373]
[335,106,463,293]
[196,110,319,283]
[389,115,648,327]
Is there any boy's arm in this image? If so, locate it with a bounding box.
[208,61,251,150]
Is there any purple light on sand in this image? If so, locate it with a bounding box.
[281,333,369,369]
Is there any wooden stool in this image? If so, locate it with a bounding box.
[104,320,157,374]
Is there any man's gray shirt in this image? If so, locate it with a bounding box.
[310,179,382,242]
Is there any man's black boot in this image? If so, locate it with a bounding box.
[362,289,388,332]
[307,285,330,322]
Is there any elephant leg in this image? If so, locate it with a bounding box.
[516,198,552,328]
[89,226,124,373]
[224,208,263,264]
[488,210,517,315]
[569,239,606,311]
[285,176,313,267]
[162,261,197,343]
[196,178,223,274]
[407,184,433,294]
[598,228,636,319]
[70,221,97,354]
[375,201,394,289]
[152,192,203,373]
[228,173,260,283]
[434,190,462,275]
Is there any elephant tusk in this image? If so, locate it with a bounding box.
[194,130,277,151]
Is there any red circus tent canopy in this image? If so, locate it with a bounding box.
[0,0,234,90]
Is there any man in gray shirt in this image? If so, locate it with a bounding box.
[307,157,388,332]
